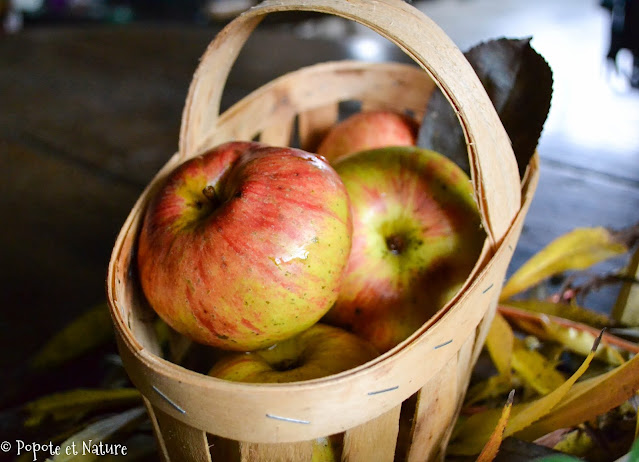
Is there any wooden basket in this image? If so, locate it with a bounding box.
[106,0,540,460]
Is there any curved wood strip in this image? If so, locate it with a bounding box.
[179,0,520,242]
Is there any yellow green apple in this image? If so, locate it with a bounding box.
[208,323,377,461]
[311,436,341,462]
[208,323,378,383]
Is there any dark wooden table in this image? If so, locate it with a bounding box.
[1,21,638,411]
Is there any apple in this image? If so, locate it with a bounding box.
[207,323,379,383]
[311,436,341,462]
[316,110,418,162]
[137,141,352,351]
[323,146,486,353]
[207,323,377,461]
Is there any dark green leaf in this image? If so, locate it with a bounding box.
[417,37,553,178]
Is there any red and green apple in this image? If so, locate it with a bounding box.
[317,110,418,163]
[324,146,486,353]
[137,141,352,351]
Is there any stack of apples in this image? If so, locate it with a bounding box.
[137,109,485,386]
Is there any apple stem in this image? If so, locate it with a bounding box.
[202,185,219,205]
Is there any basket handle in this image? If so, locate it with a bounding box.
[179,0,521,244]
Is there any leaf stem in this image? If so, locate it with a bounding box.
[498,305,639,354]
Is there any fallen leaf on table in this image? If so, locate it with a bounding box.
[466,374,519,407]
[613,243,639,325]
[505,298,614,329]
[516,349,639,442]
[511,338,565,396]
[30,302,113,370]
[485,312,514,379]
[500,227,630,300]
[24,388,141,428]
[499,304,639,364]
[448,331,601,455]
[542,424,634,462]
[543,321,627,366]
[476,389,515,462]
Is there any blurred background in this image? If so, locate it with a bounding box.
[1,0,638,418]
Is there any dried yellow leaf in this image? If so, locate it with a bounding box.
[466,375,519,406]
[511,338,565,396]
[476,390,515,462]
[486,313,514,378]
[506,299,613,328]
[516,349,639,441]
[613,243,639,325]
[501,227,628,300]
[551,429,594,459]
[543,322,626,366]
[499,305,638,361]
[448,332,601,455]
